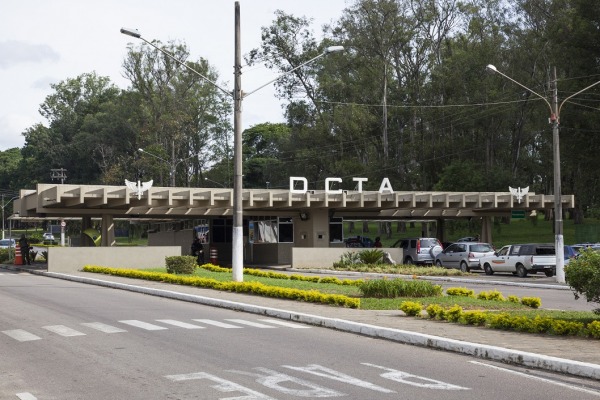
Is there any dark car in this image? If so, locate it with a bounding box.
[344,236,374,248]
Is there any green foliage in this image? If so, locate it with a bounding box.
[477,290,505,302]
[426,304,445,320]
[445,305,463,322]
[165,256,196,274]
[460,311,487,326]
[82,266,359,308]
[357,278,442,298]
[520,297,542,309]
[507,295,520,303]
[399,301,423,317]
[446,287,475,297]
[587,320,600,339]
[335,251,362,267]
[0,248,11,263]
[358,249,384,264]
[565,249,600,313]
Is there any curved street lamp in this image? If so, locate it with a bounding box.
[487,64,600,283]
[204,177,227,188]
[121,2,343,282]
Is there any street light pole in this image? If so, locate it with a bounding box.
[121,2,343,282]
[487,64,600,283]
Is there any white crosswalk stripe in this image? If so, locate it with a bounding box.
[2,329,42,342]
[192,319,243,328]
[43,325,86,337]
[225,319,278,328]
[119,320,168,330]
[81,322,127,333]
[258,319,312,329]
[156,319,206,329]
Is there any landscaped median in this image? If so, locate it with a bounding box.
[81,265,360,308]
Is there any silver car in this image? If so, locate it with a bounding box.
[435,242,495,272]
[393,237,443,265]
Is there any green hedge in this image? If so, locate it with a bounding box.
[416,303,599,339]
[82,265,359,308]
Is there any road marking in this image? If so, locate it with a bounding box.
[192,319,243,328]
[42,325,86,337]
[225,319,278,328]
[257,319,311,329]
[119,320,168,330]
[470,361,600,396]
[81,322,127,333]
[156,319,205,329]
[16,393,37,400]
[2,329,41,342]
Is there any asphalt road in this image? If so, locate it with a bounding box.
[2,270,600,399]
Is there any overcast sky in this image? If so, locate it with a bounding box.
[0,0,349,151]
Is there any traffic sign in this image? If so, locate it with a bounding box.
[511,210,526,219]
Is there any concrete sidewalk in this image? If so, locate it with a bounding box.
[2,263,600,380]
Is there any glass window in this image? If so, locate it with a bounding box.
[212,218,233,243]
[279,217,293,243]
[330,217,343,243]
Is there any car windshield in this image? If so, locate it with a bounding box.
[471,244,493,252]
[420,239,439,247]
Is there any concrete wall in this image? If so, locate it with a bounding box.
[47,246,181,273]
[292,247,403,269]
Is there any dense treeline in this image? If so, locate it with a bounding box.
[1,0,600,221]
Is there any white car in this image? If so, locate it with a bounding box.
[43,233,55,241]
[0,238,16,249]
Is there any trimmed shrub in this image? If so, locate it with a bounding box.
[445,305,463,322]
[521,297,541,308]
[550,320,585,336]
[565,249,600,314]
[460,311,487,326]
[399,301,423,317]
[426,304,445,320]
[586,320,600,339]
[477,289,505,301]
[165,256,196,274]
[358,249,384,264]
[446,287,475,297]
[357,278,442,298]
[507,295,520,303]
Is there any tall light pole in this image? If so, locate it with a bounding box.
[487,64,600,283]
[1,195,19,240]
[121,2,343,282]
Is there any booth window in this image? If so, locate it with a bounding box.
[254,216,278,243]
[329,217,343,243]
[278,217,293,243]
[212,218,233,243]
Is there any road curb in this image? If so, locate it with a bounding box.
[17,268,600,381]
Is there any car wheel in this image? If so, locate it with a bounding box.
[544,269,555,277]
[460,261,469,273]
[516,264,528,278]
[404,257,413,265]
[435,260,443,268]
[483,264,494,275]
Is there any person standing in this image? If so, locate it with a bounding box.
[191,237,204,266]
[374,237,383,248]
[19,234,31,265]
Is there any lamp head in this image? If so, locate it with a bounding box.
[120,27,141,38]
[138,148,144,152]
[486,64,497,72]
[325,45,344,54]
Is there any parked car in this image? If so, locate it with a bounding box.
[479,243,556,277]
[344,236,374,248]
[457,236,480,242]
[43,232,55,241]
[564,245,578,265]
[435,242,495,272]
[0,238,16,249]
[392,237,443,265]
